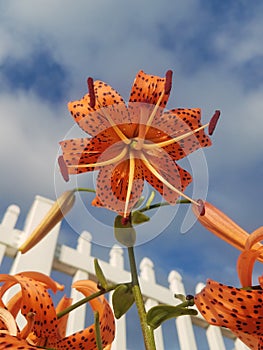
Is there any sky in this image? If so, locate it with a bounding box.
[0,0,263,348]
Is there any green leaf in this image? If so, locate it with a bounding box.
[94,258,108,290]
[147,304,198,329]
[114,216,136,247]
[112,284,134,319]
[132,211,150,225]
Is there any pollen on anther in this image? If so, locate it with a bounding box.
[87,77,96,108]
[164,70,173,94]
[208,110,220,135]
[58,156,69,182]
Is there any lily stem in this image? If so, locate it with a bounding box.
[57,285,116,319]
[128,246,156,350]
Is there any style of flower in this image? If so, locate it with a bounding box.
[59,70,217,217]
[194,216,263,349]
[0,271,115,349]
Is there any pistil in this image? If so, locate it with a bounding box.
[124,151,136,217]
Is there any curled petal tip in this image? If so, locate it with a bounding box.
[58,156,69,182]
[87,77,96,108]
[164,70,173,94]
[196,199,205,216]
[208,110,220,135]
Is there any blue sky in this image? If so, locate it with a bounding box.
[0,0,263,348]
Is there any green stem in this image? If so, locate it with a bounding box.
[94,311,103,350]
[57,285,116,319]
[74,187,96,193]
[128,246,156,350]
[139,199,190,213]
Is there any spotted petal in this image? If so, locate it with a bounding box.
[57,280,115,349]
[68,81,128,137]
[60,131,124,175]
[93,159,144,217]
[141,147,192,204]
[195,279,263,349]
[129,70,170,107]
[0,333,39,349]
[0,272,62,347]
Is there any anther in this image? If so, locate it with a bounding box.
[208,110,220,135]
[197,199,205,216]
[164,70,173,94]
[58,156,69,182]
[87,77,96,108]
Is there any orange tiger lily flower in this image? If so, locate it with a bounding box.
[195,279,263,350]
[0,272,115,349]
[195,223,263,349]
[59,70,217,217]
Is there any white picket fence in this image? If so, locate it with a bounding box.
[0,195,249,350]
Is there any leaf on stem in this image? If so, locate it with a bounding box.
[112,284,134,319]
[94,258,108,290]
[147,303,197,329]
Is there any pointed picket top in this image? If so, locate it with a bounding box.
[1,205,20,229]
[140,257,156,283]
[109,244,124,268]
[77,231,92,255]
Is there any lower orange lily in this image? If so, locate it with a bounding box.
[0,271,115,349]
[195,213,263,349]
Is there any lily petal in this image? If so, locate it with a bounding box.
[141,147,192,203]
[237,227,263,287]
[195,279,263,350]
[55,296,73,340]
[0,272,62,347]
[129,70,170,108]
[0,333,38,349]
[93,159,144,217]
[69,81,127,137]
[192,201,263,261]
[57,280,115,349]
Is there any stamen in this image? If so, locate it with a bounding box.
[208,110,220,135]
[87,77,96,108]
[67,146,128,169]
[196,199,205,216]
[164,70,173,94]
[140,153,199,206]
[145,91,165,135]
[143,71,172,136]
[97,103,131,144]
[143,123,209,150]
[124,151,135,218]
[58,156,69,182]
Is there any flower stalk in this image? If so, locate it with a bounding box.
[128,246,156,350]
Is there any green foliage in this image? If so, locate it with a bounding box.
[147,300,198,329]
[94,258,108,290]
[114,215,136,247]
[112,284,135,319]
